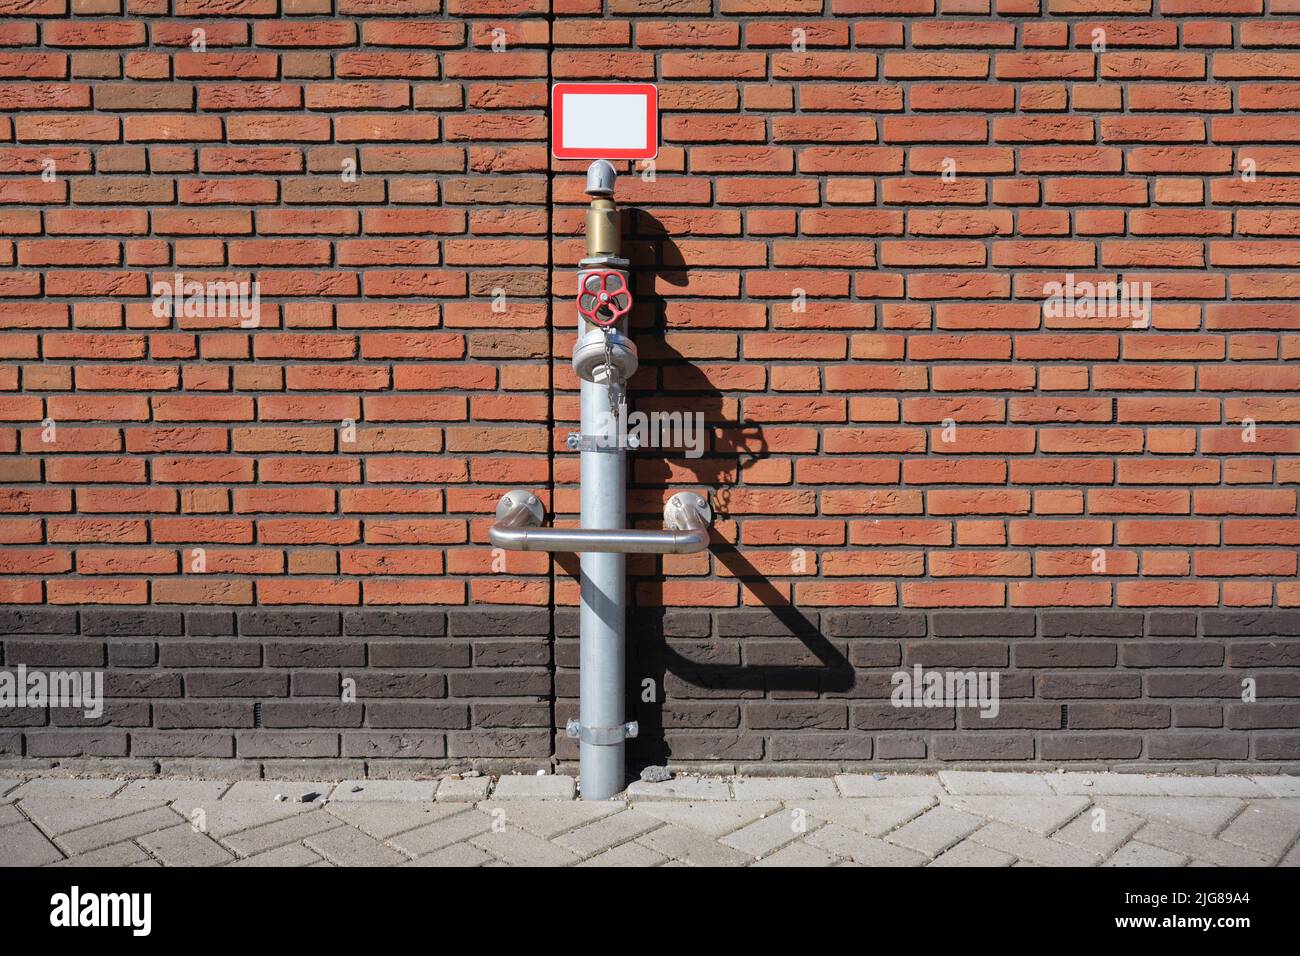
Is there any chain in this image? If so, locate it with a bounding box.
[600,325,623,423]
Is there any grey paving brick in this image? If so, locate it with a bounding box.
[470,827,580,867]
[388,809,493,856]
[219,809,343,858]
[21,797,165,837]
[967,821,1100,867]
[577,840,668,867]
[1052,806,1146,858]
[325,801,464,840]
[1252,776,1300,798]
[1118,822,1270,867]
[1216,802,1300,862]
[636,823,752,867]
[635,800,781,838]
[138,823,235,867]
[49,841,152,867]
[492,774,576,801]
[834,774,944,798]
[405,842,494,867]
[228,844,325,867]
[944,795,1091,835]
[222,780,333,803]
[1,771,1293,868]
[168,798,311,839]
[1045,773,1170,796]
[9,778,122,800]
[805,797,935,837]
[929,840,1017,867]
[479,800,620,840]
[328,780,438,802]
[0,820,64,866]
[1156,776,1269,798]
[805,823,928,866]
[555,808,662,858]
[304,824,410,866]
[57,806,184,855]
[435,776,491,802]
[1102,840,1189,867]
[940,771,1055,795]
[886,805,984,857]
[732,776,837,801]
[115,780,232,804]
[751,840,837,867]
[625,777,730,802]
[720,810,815,858]
[0,780,19,800]
[1096,796,1244,836]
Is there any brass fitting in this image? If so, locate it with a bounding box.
[583,160,620,258]
[586,199,620,259]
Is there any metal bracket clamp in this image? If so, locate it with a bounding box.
[566,432,641,453]
[493,490,544,527]
[566,719,638,746]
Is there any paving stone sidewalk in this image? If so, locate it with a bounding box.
[1,772,1297,868]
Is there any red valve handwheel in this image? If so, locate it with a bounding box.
[577,270,632,328]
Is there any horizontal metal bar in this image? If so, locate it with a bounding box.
[490,523,708,554]
[488,490,712,556]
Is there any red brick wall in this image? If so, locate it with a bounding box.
[1,0,1298,771]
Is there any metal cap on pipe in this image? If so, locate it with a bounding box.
[585,160,616,197]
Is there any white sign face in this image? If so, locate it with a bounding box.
[551,83,658,161]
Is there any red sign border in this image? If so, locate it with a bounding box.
[551,82,659,161]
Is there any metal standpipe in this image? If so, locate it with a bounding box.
[488,160,713,800]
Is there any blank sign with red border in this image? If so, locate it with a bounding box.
[551,83,658,161]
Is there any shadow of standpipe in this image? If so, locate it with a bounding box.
[600,208,853,772]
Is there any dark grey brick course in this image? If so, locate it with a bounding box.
[822,611,926,638]
[932,611,1036,637]
[1040,734,1142,760]
[1202,610,1300,636]
[716,609,819,637]
[238,610,341,637]
[1147,611,1198,637]
[344,609,445,636]
[82,609,183,637]
[447,608,547,637]
[1,606,1292,769]
[0,609,76,635]
[1041,611,1144,638]
[187,610,237,636]
[238,732,339,759]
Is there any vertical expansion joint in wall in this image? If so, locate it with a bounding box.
[545,0,558,764]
